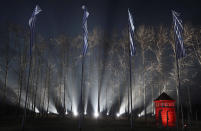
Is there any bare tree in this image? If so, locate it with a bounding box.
[136,25,155,119]
[154,25,169,93]
[55,34,70,114]
[33,35,46,115]
[8,25,29,115]
[0,24,15,103]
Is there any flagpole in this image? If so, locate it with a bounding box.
[127,19,130,119]
[175,57,185,131]
[172,10,186,131]
[21,19,35,131]
[175,56,181,131]
[79,5,89,130]
[128,9,136,128]
[79,53,85,131]
[128,79,130,116]
[129,50,133,128]
[128,77,130,117]
[173,23,181,131]
[176,56,185,131]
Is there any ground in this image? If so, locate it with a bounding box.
[0,115,201,131]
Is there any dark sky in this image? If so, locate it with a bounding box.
[0,0,201,37]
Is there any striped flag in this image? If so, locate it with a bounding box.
[128,9,136,56]
[29,5,42,29]
[172,10,186,59]
[28,5,42,56]
[82,5,89,56]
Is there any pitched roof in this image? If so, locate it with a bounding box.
[154,92,174,101]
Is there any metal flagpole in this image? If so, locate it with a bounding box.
[175,57,181,131]
[79,54,85,131]
[21,25,33,131]
[175,56,185,131]
[128,77,130,117]
[129,50,133,128]
[128,8,136,129]
[172,10,186,131]
[21,14,35,131]
[79,5,89,131]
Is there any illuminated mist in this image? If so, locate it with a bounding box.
[0,23,201,118]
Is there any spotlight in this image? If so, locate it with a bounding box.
[35,108,40,113]
[84,111,87,115]
[48,111,50,114]
[73,111,78,117]
[107,112,109,116]
[94,112,99,118]
[116,113,120,117]
[65,111,68,115]
[52,108,58,114]
[138,114,141,117]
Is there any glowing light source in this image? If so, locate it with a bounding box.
[107,112,109,116]
[73,111,78,117]
[116,113,120,117]
[138,110,144,118]
[54,111,59,114]
[51,107,58,114]
[65,111,68,115]
[138,113,141,117]
[35,108,40,113]
[48,111,50,114]
[84,111,87,115]
[94,112,99,118]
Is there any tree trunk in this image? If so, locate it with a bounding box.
[106,86,107,113]
[98,77,100,113]
[46,67,50,115]
[63,74,66,114]
[187,85,192,124]
[142,50,146,120]
[17,66,23,116]
[38,70,43,117]
[127,79,130,115]
[42,70,48,116]
[33,59,41,115]
[119,84,121,110]
[151,85,154,115]
[3,60,9,103]
[193,36,201,65]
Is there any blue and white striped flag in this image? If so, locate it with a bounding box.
[128,9,136,56]
[82,5,89,56]
[28,5,42,56]
[172,10,186,59]
[29,5,42,29]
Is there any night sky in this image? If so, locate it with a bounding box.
[0,0,201,37]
